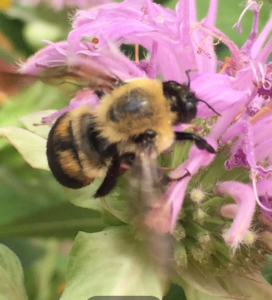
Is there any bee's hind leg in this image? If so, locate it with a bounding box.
[93,154,121,198]
[93,152,136,198]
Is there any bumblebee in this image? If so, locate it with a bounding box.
[0,62,219,272]
[46,68,219,198]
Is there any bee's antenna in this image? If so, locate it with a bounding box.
[185,69,221,117]
[185,69,198,89]
[197,99,221,116]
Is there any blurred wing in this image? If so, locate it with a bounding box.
[0,58,123,96]
[0,71,34,95]
[128,145,175,274]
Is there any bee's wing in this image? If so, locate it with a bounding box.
[0,71,35,95]
[0,58,123,96]
[128,145,175,274]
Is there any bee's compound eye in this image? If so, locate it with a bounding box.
[133,129,157,145]
[144,130,157,139]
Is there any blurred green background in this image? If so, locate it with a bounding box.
[0,1,271,300]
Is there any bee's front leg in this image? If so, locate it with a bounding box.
[175,132,216,153]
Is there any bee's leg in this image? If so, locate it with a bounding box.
[93,154,121,198]
[175,132,216,153]
[159,168,191,185]
[169,168,191,182]
[119,152,135,173]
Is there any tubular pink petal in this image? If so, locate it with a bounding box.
[221,121,249,144]
[220,204,239,219]
[216,181,256,249]
[42,40,68,56]
[221,121,262,171]
[176,0,193,45]
[42,107,70,125]
[251,171,272,214]
[255,186,272,222]
[20,41,68,74]
[232,0,260,35]
[203,0,218,27]
[254,137,272,162]
[230,66,257,92]
[251,14,272,58]
[256,180,272,196]
[257,35,272,63]
[167,141,216,231]
[241,9,259,56]
[191,73,248,117]
[146,42,158,79]
[69,90,99,109]
[199,23,242,70]
[172,138,217,179]
[145,176,190,233]
[209,102,244,141]
[145,166,192,233]
[193,0,218,73]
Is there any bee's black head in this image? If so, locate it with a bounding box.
[163,79,220,125]
[163,81,198,125]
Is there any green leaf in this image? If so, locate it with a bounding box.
[157,0,178,9]
[0,83,66,129]
[176,266,232,300]
[19,110,56,138]
[64,183,103,212]
[263,256,272,284]
[183,274,272,300]
[0,238,45,269]
[220,273,272,300]
[60,226,168,300]
[0,126,48,170]
[163,284,186,300]
[176,264,272,300]
[65,179,129,224]
[0,158,66,226]
[0,82,68,149]
[0,202,106,238]
[0,244,28,300]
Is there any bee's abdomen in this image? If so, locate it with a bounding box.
[46,109,117,189]
[46,113,93,189]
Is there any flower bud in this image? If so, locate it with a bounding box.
[190,187,205,203]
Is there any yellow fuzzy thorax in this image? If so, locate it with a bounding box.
[95,78,175,154]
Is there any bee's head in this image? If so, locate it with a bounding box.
[162,81,198,125]
[163,79,220,125]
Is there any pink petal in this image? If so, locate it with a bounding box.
[216,181,256,250]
